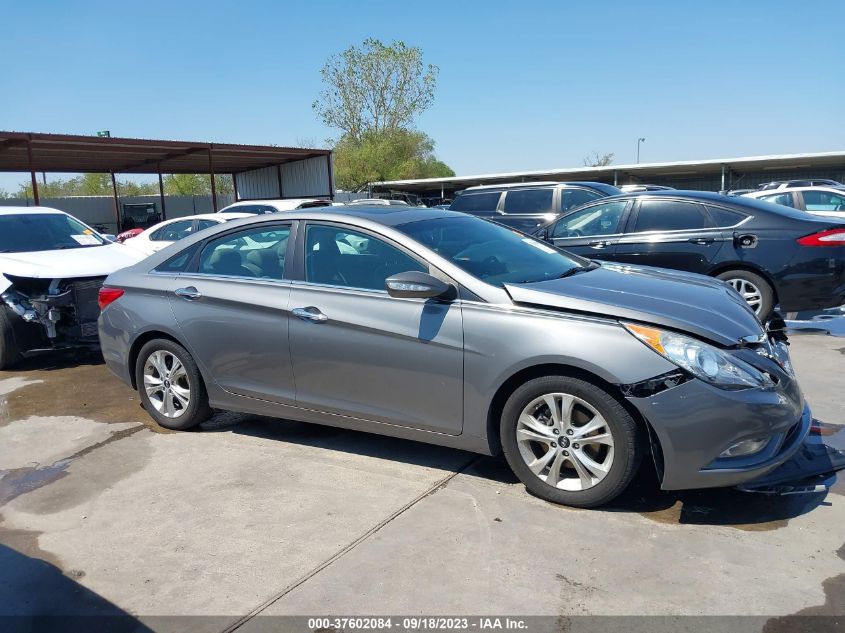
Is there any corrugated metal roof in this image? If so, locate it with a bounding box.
[0,130,331,174]
[373,151,845,191]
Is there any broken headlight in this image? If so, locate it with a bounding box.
[623,323,774,391]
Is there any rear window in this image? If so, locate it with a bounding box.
[633,200,710,232]
[450,192,501,213]
[502,189,553,214]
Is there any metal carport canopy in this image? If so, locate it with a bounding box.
[0,130,330,174]
[371,150,845,193]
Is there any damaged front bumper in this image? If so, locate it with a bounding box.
[1,275,106,354]
[737,423,845,494]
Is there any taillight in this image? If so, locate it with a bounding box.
[98,287,124,310]
[797,229,845,247]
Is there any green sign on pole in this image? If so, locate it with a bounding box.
[97,130,111,138]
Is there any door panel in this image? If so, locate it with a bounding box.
[170,277,295,403]
[168,224,296,404]
[289,286,464,434]
[614,199,725,273]
[289,221,464,434]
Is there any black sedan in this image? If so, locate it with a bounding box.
[535,191,845,318]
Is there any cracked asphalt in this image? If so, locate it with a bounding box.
[0,329,843,631]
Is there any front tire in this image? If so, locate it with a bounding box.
[500,375,642,508]
[0,308,22,370]
[716,269,774,319]
[135,338,211,430]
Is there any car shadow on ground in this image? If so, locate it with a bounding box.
[201,414,833,530]
[0,544,151,632]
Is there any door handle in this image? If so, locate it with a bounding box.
[589,240,609,249]
[174,286,202,300]
[292,306,328,323]
[688,237,714,245]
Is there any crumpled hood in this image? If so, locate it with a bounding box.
[0,244,145,293]
[504,263,764,346]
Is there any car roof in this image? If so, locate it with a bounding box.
[228,205,463,227]
[605,189,731,202]
[462,181,611,192]
[0,205,69,216]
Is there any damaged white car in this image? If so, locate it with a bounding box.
[0,206,145,368]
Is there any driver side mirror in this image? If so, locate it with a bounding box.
[385,271,456,300]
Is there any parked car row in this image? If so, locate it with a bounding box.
[2,195,843,508]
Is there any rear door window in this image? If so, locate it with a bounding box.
[502,189,554,214]
[560,189,603,211]
[198,226,291,280]
[450,192,502,213]
[631,200,711,232]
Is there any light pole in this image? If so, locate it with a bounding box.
[637,137,645,164]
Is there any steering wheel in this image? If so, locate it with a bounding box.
[567,229,583,238]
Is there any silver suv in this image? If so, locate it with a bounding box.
[449,181,621,232]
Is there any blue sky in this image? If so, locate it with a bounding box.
[1,0,843,191]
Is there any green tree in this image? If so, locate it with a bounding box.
[163,174,233,196]
[333,129,454,191]
[16,173,228,198]
[313,39,439,142]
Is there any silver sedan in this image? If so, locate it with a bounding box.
[98,207,810,507]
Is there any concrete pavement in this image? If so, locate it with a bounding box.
[0,331,842,629]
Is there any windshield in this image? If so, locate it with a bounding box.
[396,216,586,285]
[0,213,107,253]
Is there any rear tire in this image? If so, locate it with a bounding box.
[0,308,22,370]
[716,269,774,319]
[500,375,642,508]
[135,338,211,430]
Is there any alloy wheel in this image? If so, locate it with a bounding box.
[516,393,615,492]
[725,278,763,314]
[143,350,191,418]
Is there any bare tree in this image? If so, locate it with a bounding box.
[313,39,439,142]
[582,152,615,167]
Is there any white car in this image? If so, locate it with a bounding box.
[743,186,845,219]
[124,212,253,256]
[217,198,332,214]
[0,206,146,368]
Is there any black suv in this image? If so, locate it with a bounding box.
[449,181,620,232]
[535,190,845,318]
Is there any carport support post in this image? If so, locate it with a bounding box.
[232,172,239,202]
[158,167,167,220]
[27,137,39,205]
[613,170,618,186]
[721,164,726,191]
[110,171,120,232]
[208,146,218,212]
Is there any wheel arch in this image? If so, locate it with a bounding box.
[706,262,779,304]
[485,363,664,478]
[127,330,186,390]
